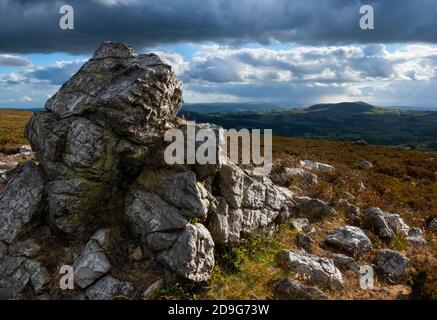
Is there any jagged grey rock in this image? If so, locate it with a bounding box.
[277,250,343,288]
[135,169,210,219]
[296,233,313,252]
[325,226,372,254]
[0,161,45,243]
[376,249,409,277]
[157,224,214,282]
[0,256,49,299]
[284,167,318,185]
[330,253,360,272]
[272,278,327,300]
[360,160,374,169]
[85,275,133,300]
[90,229,113,251]
[208,197,230,245]
[364,207,395,240]
[384,213,410,236]
[146,232,179,251]
[217,164,244,208]
[300,160,335,174]
[293,196,337,221]
[9,239,41,258]
[339,199,360,219]
[73,240,112,288]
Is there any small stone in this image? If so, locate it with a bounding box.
[296,233,313,252]
[85,275,133,300]
[291,218,309,232]
[73,240,112,288]
[277,250,343,288]
[9,239,41,258]
[358,265,374,290]
[376,249,409,277]
[143,278,164,300]
[272,278,327,300]
[360,160,374,169]
[90,228,112,251]
[330,253,360,272]
[325,226,372,254]
[306,226,317,237]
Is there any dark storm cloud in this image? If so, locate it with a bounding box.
[1,0,437,54]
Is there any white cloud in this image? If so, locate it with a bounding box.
[0,54,31,67]
[18,96,32,102]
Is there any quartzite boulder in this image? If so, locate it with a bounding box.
[325,226,372,254]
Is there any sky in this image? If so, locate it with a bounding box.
[1,0,437,109]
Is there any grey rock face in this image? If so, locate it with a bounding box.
[384,213,410,236]
[143,278,164,300]
[272,278,327,300]
[217,164,245,208]
[9,239,41,258]
[135,169,210,219]
[73,240,112,288]
[0,162,45,243]
[325,226,372,254]
[293,196,337,221]
[364,207,396,240]
[376,249,409,277]
[0,256,49,299]
[330,253,360,272]
[90,229,113,251]
[45,42,182,142]
[157,224,214,282]
[0,242,7,258]
[277,250,343,288]
[358,265,374,290]
[284,167,318,185]
[85,275,133,300]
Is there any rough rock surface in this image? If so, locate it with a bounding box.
[0,162,45,243]
[376,249,409,277]
[73,239,112,288]
[325,226,372,254]
[293,197,336,221]
[272,278,327,300]
[0,255,48,299]
[157,224,214,282]
[85,275,133,300]
[429,218,437,233]
[330,253,360,272]
[9,239,41,258]
[364,207,396,240]
[300,160,334,174]
[277,250,343,288]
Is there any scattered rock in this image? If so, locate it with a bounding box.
[90,228,113,251]
[85,275,133,300]
[325,226,372,254]
[277,250,343,288]
[384,214,410,236]
[293,196,337,221]
[306,226,317,237]
[0,169,8,184]
[9,239,41,258]
[0,161,45,243]
[0,256,49,299]
[364,207,395,240]
[360,160,374,169]
[330,253,360,272]
[19,145,33,155]
[376,249,409,277]
[358,265,374,290]
[284,167,318,185]
[428,218,437,233]
[73,239,112,288]
[157,224,214,282]
[300,160,335,174]
[339,199,360,219]
[291,218,309,232]
[143,278,164,300]
[272,278,327,300]
[296,233,313,252]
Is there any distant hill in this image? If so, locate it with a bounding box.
[180,101,437,151]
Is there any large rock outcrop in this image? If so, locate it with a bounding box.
[0,42,297,297]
